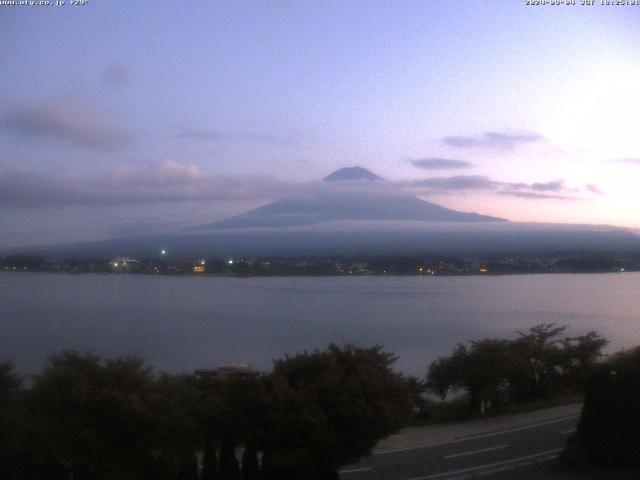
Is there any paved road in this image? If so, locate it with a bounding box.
[339,413,579,480]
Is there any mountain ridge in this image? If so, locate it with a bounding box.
[186,167,505,231]
[6,167,639,259]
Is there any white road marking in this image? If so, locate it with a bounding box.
[377,414,579,455]
[401,448,563,480]
[444,444,508,459]
[339,467,373,474]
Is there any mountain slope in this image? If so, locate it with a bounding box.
[14,167,640,259]
[187,167,504,231]
[23,221,640,259]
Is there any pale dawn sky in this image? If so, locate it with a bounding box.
[1,1,639,247]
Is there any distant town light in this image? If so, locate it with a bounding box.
[161,250,167,255]
[113,262,119,267]
[228,259,234,265]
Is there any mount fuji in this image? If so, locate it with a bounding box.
[186,167,505,231]
[14,167,640,259]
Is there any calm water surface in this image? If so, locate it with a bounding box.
[2,272,639,376]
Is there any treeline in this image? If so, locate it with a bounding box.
[427,324,608,414]
[1,327,634,478]
[428,326,640,469]
[0,345,413,480]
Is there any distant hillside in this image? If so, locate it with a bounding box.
[7,167,640,260]
[19,221,640,260]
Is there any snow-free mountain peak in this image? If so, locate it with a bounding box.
[323,166,383,182]
[186,167,505,231]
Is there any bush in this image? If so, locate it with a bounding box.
[427,324,607,413]
[261,344,413,478]
[572,347,640,467]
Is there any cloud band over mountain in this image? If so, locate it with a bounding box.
[0,164,598,210]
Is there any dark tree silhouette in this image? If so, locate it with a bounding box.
[201,435,219,480]
[428,339,514,413]
[195,370,266,480]
[219,434,240,480]
[571,346,640,467]
[27,351,156,480]
[427,325,608,412]
[150,374,202,479]
[261,344,413,478]
[241,445,260,480]
[0,362,25,479]
[5,345,414,479]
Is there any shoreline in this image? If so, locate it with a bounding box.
[1,269,637,279]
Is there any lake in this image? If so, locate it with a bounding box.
[2,272,639,376]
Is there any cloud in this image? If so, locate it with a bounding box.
[110,160,208,188]
[0,170,92,208]
[498,191,579,201]
[413,175,499,191]
[612,158,640,166]
[0,162,593,210]
[410,158,473,170]
[408,175,578,200]
[1,103,134,151]
[177,128,298,146]
[101,63,131,90]
[0,162,290,209]
[411,176,567,193]
[529,180,565,192]
[585,184,603,195]
[442,131,543,150]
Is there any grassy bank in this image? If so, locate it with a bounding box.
[411,392,584,426]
